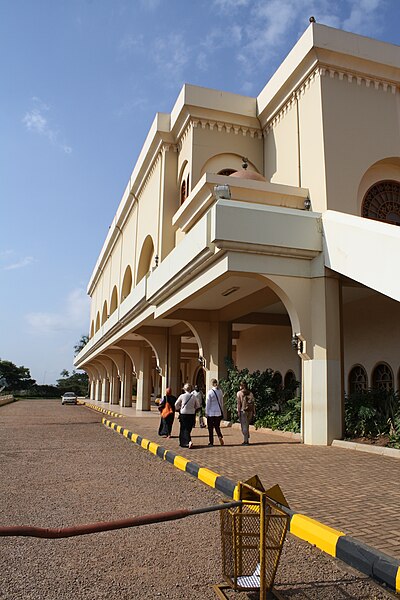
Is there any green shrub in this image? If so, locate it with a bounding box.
[219,360,300,433]
[344,389,400,438]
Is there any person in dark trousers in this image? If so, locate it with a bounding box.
[175,383,200,448]
[157,387,177,438]
[205,378,224,446]
[237,381,255,445]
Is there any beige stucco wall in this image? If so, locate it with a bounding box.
[235,324,300,381]
[265,101,299,186]
[343,292,400,391]
[192,127,263,185]
[322,74,400,216]
[135,158,162,278]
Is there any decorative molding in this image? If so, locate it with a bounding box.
[265,65,399,134]
[177,118,262,150]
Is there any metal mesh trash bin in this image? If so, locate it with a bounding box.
[215,479,289,599]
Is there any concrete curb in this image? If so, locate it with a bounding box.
[0,395,15,407]
[84,402,123,419]
[332,439,400,459]
[99,416,400,594]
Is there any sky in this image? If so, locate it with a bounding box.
[1,0,400,385]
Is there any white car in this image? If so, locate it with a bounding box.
[61,392,78,405]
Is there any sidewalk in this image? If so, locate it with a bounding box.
[91,401,400,561]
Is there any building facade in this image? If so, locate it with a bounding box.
[75,23,400,445]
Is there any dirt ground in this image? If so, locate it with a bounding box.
[0,400,396,599]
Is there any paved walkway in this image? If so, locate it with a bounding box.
[91,401,400,561]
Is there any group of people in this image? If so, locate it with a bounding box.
[157,380,255,449]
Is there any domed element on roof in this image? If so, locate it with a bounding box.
[229,157,267,182]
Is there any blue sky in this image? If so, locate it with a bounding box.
[1,0,399,384]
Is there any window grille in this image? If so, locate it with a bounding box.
[348,365,368,394]
[372,363,393,391]
[362,180,400,225]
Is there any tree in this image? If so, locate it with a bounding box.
[57,370,88,396]
[74,335,89,356]
[0,359,36,391]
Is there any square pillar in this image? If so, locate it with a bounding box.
[302,276,343,445]
[121,354,133,407]
[110,366,120,405]
[95,379,102,402]
[136,346,152,410]
[101,377,110,403]
[167,334,181,398]
[206,322,232,389]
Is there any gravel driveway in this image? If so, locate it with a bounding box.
[0,400,394,599]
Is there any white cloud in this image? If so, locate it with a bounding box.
[152,33,189,84]
[140,0,161,10]
[343,0,383,35]
[212,0,383,73]
[3,256,35,271]
[119,33,145,53]
[22,97,72,154]
[214,0,250,11]
[1,250,35,271]
[25,288,90,334]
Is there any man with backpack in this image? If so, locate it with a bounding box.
[236,381,255,445]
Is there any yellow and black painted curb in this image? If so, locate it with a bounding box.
[84,402,123,419]
[102,417,400,594]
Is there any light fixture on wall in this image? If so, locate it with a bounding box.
[304,198,311,210]
[154,254,159,268]
[155,365,162,374]
[291,334,303,353]
[198,356,206,367]
[213,184,231,200]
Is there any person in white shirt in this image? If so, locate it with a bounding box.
[205,379,224,446]
[175,383,201,448]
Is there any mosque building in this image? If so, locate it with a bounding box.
[75,22,400,445]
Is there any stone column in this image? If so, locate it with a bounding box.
[205,321,232,390]
[120,354,133,407]
[302,275,343,445]
[167,334,181,397]
[110,365,120,405]
[95,379,102,402]
[136,345,152,410]
[101,377,109,403]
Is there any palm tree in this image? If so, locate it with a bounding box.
[74,335,89,356]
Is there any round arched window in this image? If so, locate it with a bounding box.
[372,363,393,391]
[218,168,237,176]
[348,365,368,394]
[362,180,400,225]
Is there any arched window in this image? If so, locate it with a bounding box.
[272,371,283,388]
[110,286,118,315]
[101,301,108,325]
[284,370,296,389]
[90,320,94,338]
[180,180,187,204]
[372,363,393,391]
[95,312,100,332]
[137,236,154,283]
[121,265,132,302]
[362,180,400,225]
[348,365,368,394]
[218,168,237,176]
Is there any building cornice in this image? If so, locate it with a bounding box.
[264,65,399,134]
[177,118,262,151]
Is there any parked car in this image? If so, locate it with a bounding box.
[61,392,77,405]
